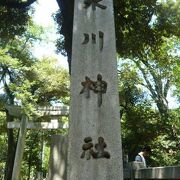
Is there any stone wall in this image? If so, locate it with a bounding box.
[124,162,180,180]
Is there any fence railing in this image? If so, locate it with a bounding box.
[124,162,180,179]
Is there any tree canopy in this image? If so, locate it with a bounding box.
[0,5,70,178]
[0,0,179,68]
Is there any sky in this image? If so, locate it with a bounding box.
[32,0,68,69]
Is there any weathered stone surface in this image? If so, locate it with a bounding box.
[124,163,180,179]
[67,0,123,179]
[47,135,67,180]
[134,165,180,179]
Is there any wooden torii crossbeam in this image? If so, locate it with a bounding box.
[6,105,69,180]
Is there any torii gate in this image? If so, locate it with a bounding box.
[6,105,69,180]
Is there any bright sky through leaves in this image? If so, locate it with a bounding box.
[32,0,68,69]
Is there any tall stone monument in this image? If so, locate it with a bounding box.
[67,0,123,179]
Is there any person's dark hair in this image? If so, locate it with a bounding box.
[142,146,151,153]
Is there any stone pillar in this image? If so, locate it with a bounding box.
[12,115,28,180]
[47,135,67,180]
[67,0,123,180]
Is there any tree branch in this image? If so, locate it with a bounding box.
[163,79,170,103]
[56,0,74,73]
[132,59,157,100]
[141,59,163,97]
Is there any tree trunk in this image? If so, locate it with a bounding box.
[156,98,169,124]
[27,149,32,180]
[4,110,16,180]
[56,0,74,74]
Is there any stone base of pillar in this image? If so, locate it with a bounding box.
[47,135,67,180]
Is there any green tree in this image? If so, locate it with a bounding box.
[0,47,22,179]
[0,0,36,8]
[118,62,158,161]
[0,51,69,179]
[119,61,180,166]
[0,6,30,44]
[29,57,69,105]
[118,62,145,117]
[0,3,70,178]
[0,11,44,178]
[114,0,180,122]
[130,37,179,122]
[114,0,180,56]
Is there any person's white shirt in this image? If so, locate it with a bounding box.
[137,153,146,167]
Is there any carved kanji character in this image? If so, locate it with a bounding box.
[84,0,107,11]
[82,33,89,45]
[80,76,94,98]
[93,74,107,107]
[80,137,94,160]
[82,32,104,51]
[91,137,110,159]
